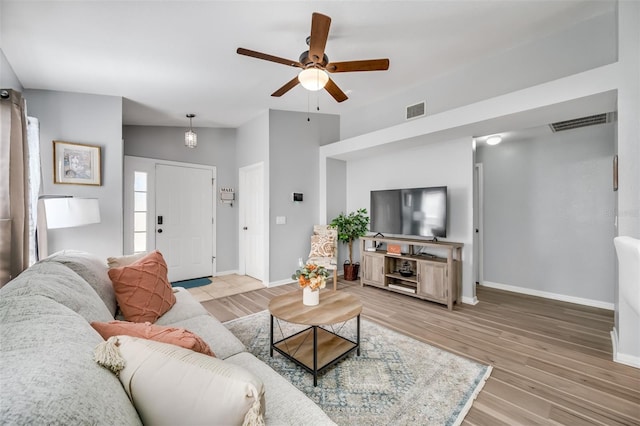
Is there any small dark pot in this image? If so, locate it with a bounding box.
[343,261,360,281]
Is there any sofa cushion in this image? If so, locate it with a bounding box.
[154,287,209,324]
[0,262,114,323]
[161,313,246,360]
[225,352,336,425]
[0,295,141,425]
[42,250,118,315]
[91,320,215,357]
[108,251,176,323]
[106,336,265,426]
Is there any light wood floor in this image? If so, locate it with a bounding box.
[202,279,640,426]
[186,274,265,302]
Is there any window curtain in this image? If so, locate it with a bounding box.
[0,89,39,286]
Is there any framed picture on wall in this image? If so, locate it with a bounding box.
[53,140,102,186]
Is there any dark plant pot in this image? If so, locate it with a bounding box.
[343,262,360,281]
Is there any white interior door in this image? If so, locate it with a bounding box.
[156,164,213,282]
[239,163,264,281]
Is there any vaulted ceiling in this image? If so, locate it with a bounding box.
[0,0,615,128]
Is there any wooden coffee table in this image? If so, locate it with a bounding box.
[268,290,362,386]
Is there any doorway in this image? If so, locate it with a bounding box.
[238,162,265,282]
[124,156,216,282]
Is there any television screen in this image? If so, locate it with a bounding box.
[370,186,447,238]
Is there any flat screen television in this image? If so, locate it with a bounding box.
[370,186,447,238]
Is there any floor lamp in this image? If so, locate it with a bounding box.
[37,196,101,259]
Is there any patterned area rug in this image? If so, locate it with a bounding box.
[225,310,492,426]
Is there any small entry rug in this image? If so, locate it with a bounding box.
[171,277,211,289]
[225,310,492,426]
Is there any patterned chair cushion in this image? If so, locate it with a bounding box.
[308,234,335,258]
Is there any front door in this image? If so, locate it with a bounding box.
[155,164,213,282]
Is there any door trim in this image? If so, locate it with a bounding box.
[238,162,268,285]
[124,156,217,276]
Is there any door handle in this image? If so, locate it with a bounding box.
[157,229,163,233]
[243,226,248,230]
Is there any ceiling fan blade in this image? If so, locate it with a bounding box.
[324,78,348,103]
[308,12,331,64]
[326,59,390,73]
[271,76,300,97]
[237,48,302,68]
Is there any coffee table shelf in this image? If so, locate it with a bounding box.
[269,290,362,386]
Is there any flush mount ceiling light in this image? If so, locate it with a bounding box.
[298,68,329,91]
[486,135,502,146]
[185,113,197,148]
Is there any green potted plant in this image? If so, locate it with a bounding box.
[330,208,370,281]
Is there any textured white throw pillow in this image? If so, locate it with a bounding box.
[106,252,147,268]
[110,335,265,426]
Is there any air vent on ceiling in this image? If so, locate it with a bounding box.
[406,101,426,120]
[549,112,615,132]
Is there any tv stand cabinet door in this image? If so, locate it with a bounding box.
[362,253,385,287]
[417,261,446,301]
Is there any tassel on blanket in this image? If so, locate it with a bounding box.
[94,336,125,375]
[242,387,265,426]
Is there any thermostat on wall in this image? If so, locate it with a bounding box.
[292,193,303,202]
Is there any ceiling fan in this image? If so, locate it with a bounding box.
[237,12,390,103]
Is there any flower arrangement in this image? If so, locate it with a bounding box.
[291,263,330,291]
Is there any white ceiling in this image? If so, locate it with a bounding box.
[0,0,614,129]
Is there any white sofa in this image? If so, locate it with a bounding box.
[0,250,335,425]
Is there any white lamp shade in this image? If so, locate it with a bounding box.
[298,68,329,91]
[43,198,101,229]
[185,130,197,148]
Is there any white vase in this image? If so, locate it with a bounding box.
[303,287,320,306]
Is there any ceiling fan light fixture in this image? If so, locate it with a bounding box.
[298,68,329,91]
[185,113,197,148]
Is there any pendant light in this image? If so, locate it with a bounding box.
[185,114,197,148]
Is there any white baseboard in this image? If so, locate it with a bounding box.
[269,268,345,288]
[462,296,479,305]
[214,269,239,277]
[268,279,294,288]
[611,328,640,368]
[481,281,614,311]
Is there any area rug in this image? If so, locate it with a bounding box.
[225,310,492,426]
[170,277,211,289]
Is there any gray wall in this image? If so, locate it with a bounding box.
[326,158,347,216]
[237,111,269,169]
[122,125,238,273]
[1,49,22,90]
[268,110,340,282]
[477,123,616,304]
[24,89,123,260]
[340,9,617,140]
[345,137,475,301]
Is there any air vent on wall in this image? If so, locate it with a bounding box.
[406,101,426,120]
[549,112,616,132]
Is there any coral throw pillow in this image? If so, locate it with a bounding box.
[108,251,176,323]
[91,321,215,357]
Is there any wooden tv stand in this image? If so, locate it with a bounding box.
[359,236,463,310]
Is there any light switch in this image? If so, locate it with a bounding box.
[276,216,286,225]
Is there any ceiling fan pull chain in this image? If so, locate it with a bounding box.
[307,91,311,122]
